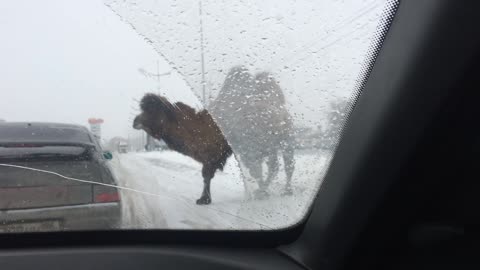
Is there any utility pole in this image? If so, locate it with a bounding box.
[138,61,171,151]
[157,60,161,92]
[138,61,171,86]
[199,0,207,106]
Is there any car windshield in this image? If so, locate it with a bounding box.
[0,0,397,231]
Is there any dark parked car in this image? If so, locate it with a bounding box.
[0,122,121,232]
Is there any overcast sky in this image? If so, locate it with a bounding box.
[0,0,199,140]
[0,0,387,140]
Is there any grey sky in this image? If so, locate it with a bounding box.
[0,0,198,140]
[1,0,387,140]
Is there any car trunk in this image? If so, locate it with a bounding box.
[0,144,106,210]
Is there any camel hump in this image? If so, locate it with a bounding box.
[174,102,197,115]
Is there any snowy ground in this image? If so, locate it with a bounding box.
[109,149,331,230]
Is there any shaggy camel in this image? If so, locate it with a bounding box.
[133,93,232,205]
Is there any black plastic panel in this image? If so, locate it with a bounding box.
[0,247,304,270]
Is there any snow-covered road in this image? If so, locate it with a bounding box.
[109,149,330,230]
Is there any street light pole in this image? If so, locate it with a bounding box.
[199,0,207,106]
[137,62,171,151]
[156,60,161,93]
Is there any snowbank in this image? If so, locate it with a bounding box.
[110,149,330,230]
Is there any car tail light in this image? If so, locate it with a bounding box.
[93,185,120,203]
[6,144,40,148]
[94,192,120,203]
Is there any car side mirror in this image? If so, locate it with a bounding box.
[103,151,113,160]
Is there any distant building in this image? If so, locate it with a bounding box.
[88,118,104,140]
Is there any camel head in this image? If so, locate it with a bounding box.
[133,93,176,138]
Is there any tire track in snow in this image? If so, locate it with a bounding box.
[110,150,330,230]
[112,152,260,229]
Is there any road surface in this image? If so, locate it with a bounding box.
[109,150,329,230]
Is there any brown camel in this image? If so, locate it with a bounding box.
[133,93,232,205]
[210,67,295,198]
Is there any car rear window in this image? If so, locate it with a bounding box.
[0,146,87,159]
[0,124,92,144]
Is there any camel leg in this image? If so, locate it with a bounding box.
[282,145,295,196]
[248,158,263,185]
[262,153,279,191]
[237,156,255,200]
[196,165,215,205]
[245,158,269,200]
